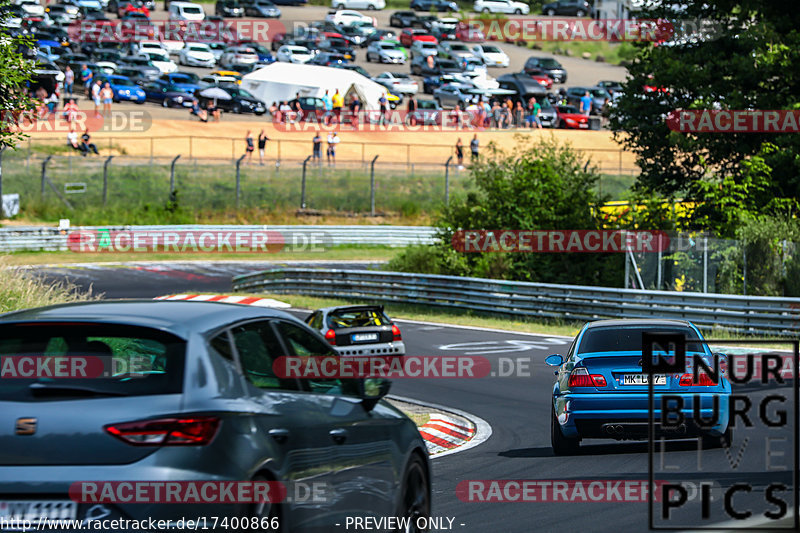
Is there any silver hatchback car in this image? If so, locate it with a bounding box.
[0,301,429,531]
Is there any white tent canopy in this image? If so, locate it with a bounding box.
[241,63,387,110]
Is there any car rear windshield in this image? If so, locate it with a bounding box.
[0,323,186,400]
[577,326,705,354]
[538,58,561,68]
[327,308,392,329]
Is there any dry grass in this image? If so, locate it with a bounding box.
[0,262,98,313]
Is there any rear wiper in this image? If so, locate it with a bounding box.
[28,383,129,397]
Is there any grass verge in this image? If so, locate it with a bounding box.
[0,263,97,313]
[1,245,401,266]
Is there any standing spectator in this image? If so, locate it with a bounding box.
[321,90,332,125]
[513,101,525,127]
[80,64,93,97]
[257,130,269,165]
[481,98,491,127]
[491,100,503,128]
[349,94,360,128]
[455,137,464,169]
[326,131,339,166]
[81,128,99,155]
[312,132,322,163]
[64,66,74,98]
[91,80,102,118]
[331,89,343,124]
[580,90,592,115]
[526,97,542,129]
[244,130,254,163]
[269,101,278,121]
[293,100,304,123]
[34,87,48,118]
[378,92,388,125]
[100,82,113,117]
[470,134,479,162]
[407,94,417,125]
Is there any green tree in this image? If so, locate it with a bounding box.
[0,1,38,148]
[389,136,625,286]
[609,0,800,236]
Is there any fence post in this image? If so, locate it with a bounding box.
[742,246,747,296]
[40,155,52,201]
[170,154,180,194]
[235,153,246,209]
[370,155,378,216]
[444,155,452,205]
[102,155,114,206]
[702,235,708,293]
[189,137,193,160]
[301,155,311,209]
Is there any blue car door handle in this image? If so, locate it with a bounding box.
[268,428,290,443]
[329,428,348,444]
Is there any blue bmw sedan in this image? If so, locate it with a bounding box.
[545,319,731,455]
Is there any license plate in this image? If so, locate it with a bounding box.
[0,501,77,521]
[351,333,379,343]
[621,374,666,385]
[182,101,193,107]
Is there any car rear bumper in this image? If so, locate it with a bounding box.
[556,392,729,439]
[335,341,406,356]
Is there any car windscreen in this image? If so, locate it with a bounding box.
[327,308,392,329]
[418,100,438,109]
[577,326,705,354]
[110,77,135,86]
[538,58,561,68]
[0,323,186,400]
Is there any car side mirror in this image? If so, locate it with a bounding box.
[360,377,391,412]
[545,354,563,367]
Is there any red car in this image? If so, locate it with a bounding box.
[525,70,552,90]
[555,105,589,129]
[399,28,436,47]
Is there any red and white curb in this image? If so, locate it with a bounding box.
[154,294,291,308]
[389,395,492,459]
[419,414,477,456]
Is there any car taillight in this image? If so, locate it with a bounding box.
[391,324,402,341]
[679,373,717,386]
[105,416,220,446]
[568,367,606,387]
[324,328,337,345]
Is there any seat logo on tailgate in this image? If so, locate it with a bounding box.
[15,418,37,436]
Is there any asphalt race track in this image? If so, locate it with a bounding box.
[26,262,798,533]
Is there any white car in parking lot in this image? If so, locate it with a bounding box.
[409,40,439,59]
[219,46,259,68]
[276,45,314,63]
[438,41,476,61]
[138,51,178,74]
[331,0,384,10]
[372,72,419,95]
[15,0,45,16]
[179,43,216,67]
[471,43,510,67]
[324,9,375,26]
[473,0,529,14]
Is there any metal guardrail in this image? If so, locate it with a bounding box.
[0,225,438,252]
[232,268,800,336]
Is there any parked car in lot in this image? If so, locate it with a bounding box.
[137,51,178,74]
[473,0,529,14]
[389,10,417,28]
[406,97,444,124]
[215,0,244,16]
[541,0,592,17]
[372,71,419,94]
[545,319,731,455]
[308,51,348,66]
[554,104,589,128]
[471,43,510,67]
[307,305,405,356]
[178,43,216,67]
[219,46,259,68]
[565,86,612,114]
[524,56,567,83]
[597,80,624,97]
[245,0,281,17]
[422,73,472,94]
[318,37,357,60]
[118,55,161,80]
[410,0,457,12]
[438,40,476,61]
[96,74,147,102]
[168,1,205,21]
[325,8,374,26]
[399,27,436,47]
[411,55,461,76]
[141,79,197,107]
[331,0,384,10]
[366,40,406,63]
[433,83,476,108]
[276,44,314,63]
[0,300,430,529]
[408,40,439,60]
